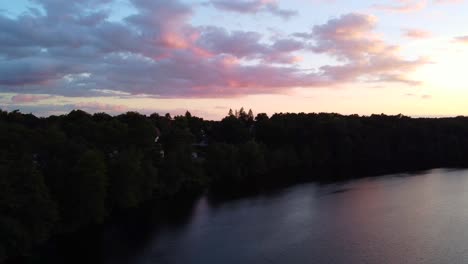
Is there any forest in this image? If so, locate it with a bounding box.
[2,108,468,262]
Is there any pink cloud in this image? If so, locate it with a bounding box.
[306,13,428,84]
[373,0,427,13]
[403,28,433,39]
[454,35,468,43]
[11,94,52,103]
[434,0,463,3]
[373,0,463,13]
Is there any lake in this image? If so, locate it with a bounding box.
[31,169,468,264]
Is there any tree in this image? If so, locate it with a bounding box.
[212,116,250,144]
[0,156,58,261]
[60,150,108,231]
[238,107,248,121]
[255,113,269,122]
[238,141,266,184]
[205,143,241,193]
[248,109,254,122]
[109,147,147,209]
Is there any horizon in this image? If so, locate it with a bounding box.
[2,107,466,121]
[1,0,468,119]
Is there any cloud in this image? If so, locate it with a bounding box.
[196,27,266,58]
[196,27,304,63]
[0,0,311,98]
[11,94,52,103]
[434,0,463,3]
[303,13,428,85]
[404,93,432,99]
[206,0,297,19]
[403,28,433,39]
[0,1,427,100]
[454,35,468,43]
[0,58,81,86]
[373,0,427,13]
[373,0,463,13]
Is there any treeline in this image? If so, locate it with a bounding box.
[2,108,468,261]
[0,110,206,262]
[207,110,468,190]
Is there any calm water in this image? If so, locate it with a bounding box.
[36,169,468,263]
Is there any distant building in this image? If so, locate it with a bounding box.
[155,127,161,142]
[154,127,164,158]
[191,131,208,160]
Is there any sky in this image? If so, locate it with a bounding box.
[1,0,468,119]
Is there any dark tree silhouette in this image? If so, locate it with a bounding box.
[3,108,468,261]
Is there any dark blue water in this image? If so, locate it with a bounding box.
[35,169,468,263]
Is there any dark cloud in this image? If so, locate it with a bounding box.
[196,26,304,63]
[197,27,266,58]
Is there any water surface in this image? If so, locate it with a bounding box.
[40,169,468,263]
